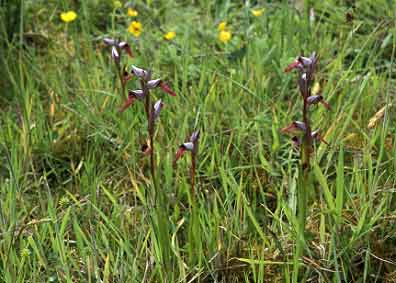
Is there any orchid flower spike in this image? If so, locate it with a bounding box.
[284,52,318,73]
[103,38,133,58]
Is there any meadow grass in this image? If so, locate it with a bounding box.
[1,0,396,282]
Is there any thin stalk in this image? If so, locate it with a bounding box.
[118,67,126,101]
[190,153,196,202]
[142,82,159,199]
[295,73,314,281]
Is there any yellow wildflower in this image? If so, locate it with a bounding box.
[128,21,142,37]
[164,31,176,40]
[218,21,227,31]
[128,8,138,17]
[113,1,122,8]
[60,11,77,23]
[218,30,231,43]
[251,8,265,17]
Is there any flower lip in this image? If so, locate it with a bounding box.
[173,147,187,166]
[284,59,303,72]
[160,81,176,96]
[119,95,136,113]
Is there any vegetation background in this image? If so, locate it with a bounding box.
[1,0,396,282]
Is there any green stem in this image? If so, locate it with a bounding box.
[191,153,196,204]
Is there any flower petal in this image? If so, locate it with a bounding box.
[111,46,120,64]
[173,147,187,166]
[153,99,164,121]
[160,81,176,96]
[119,95,136,113]
[182,142,194,151]
[284,59,302,72]
[190,130,200,143]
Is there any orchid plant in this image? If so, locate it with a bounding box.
[104,39,176,195]
[281,52,329,270]
[282,52,329,169]
[103,38,133,101]
[119,65,176,192]
[174,130,200,197]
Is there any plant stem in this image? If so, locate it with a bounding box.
[191,153,196,202]
[118,67,126,101]
[142,83,158,201]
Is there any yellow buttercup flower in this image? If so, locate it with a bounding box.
[113,1,122,8]
[164,31,176,40]
[251,8,265,17]
[218,30,231,43]
[128,21,142,37]
[128,8,138,17]
[60,11,77,23]
[218,21,227,31]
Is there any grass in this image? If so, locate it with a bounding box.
[1,0,396,282]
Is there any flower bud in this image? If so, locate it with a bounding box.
[111,46,120,65]
[103,37,116,46]
[152,99,164,121]
[298,73,308,97]
[131,65,150,81]
[147,79,162,89]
